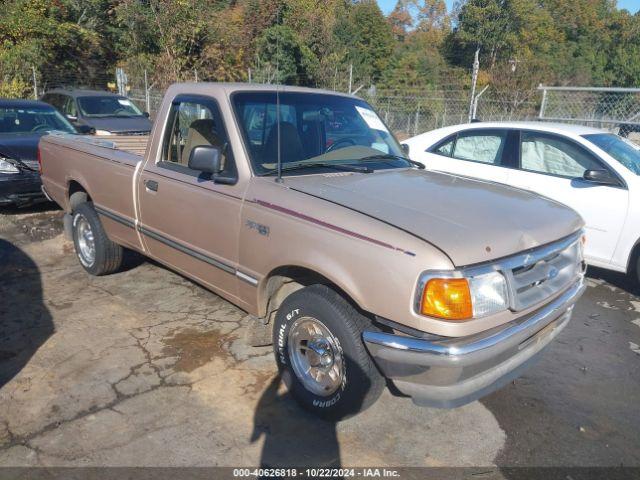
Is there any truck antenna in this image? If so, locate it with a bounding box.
[275,5,283,183]
[276,87,282,183]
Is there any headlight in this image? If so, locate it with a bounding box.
[468,271,509,317]
[0,158,19,174]
[417,271,509,321]
[95,130,112,136]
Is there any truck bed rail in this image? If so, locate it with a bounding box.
[48,132,149,157]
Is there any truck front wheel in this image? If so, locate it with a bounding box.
[72,202,123,276]
[273,285,384,420]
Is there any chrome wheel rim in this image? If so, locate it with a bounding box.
[76,215,95,266]
[288,317,344,397]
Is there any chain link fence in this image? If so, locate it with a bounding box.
[16,65,640,141]
[539,86,640,136]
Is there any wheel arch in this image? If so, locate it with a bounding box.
[626,238,640,275]
[67,179,92,213]
[258,265,364,322]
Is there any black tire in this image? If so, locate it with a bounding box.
[72,202,123,276]
[273,284,384,420]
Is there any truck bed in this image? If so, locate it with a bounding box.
[39,132,146,252]
[50,133,149,157]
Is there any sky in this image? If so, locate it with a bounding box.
[376,0,640,15]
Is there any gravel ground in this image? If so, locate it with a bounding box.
[0,205,638,474]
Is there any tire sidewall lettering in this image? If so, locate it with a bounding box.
[277,307,300,366]
[276,303,348,410]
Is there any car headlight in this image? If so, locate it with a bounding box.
[94,130,112,136]
[417,271,509,321]
[0,158,20,174]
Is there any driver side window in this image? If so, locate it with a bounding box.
[161,97,235,176]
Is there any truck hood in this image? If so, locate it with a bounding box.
[286,169,583,266]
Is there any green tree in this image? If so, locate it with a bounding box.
[0,0,106,96]
[335,0,395,84]
[254,24,319,85]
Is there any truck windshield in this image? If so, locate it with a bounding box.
[78,96,144,118]
[232,91,409,175]
[0,106,76,135]
[583,133,640,175]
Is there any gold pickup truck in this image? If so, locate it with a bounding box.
[39,83,586,419]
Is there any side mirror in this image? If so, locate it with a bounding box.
[401,143,410,156]
[188,145,224,174]
[75,125,96,135]
[143,112,150,118]
[583,169,620,187]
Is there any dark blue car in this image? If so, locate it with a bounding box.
[0,99,77,206]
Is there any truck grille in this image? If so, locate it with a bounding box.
[504,235,583,311]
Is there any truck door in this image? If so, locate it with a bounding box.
[136,94,243,301]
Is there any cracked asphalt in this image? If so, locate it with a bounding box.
[0,205,639,471]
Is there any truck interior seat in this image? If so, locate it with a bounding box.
[264,121,305,164]
[181,118,225,168]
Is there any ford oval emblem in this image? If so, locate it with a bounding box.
[547,266,559,280]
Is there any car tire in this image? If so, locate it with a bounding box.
[273,284,384,420]
[72,202,123,276]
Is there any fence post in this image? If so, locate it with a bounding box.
[468,48,480,123]
[538,84,548,119]
[414,105,420,135]
[144,70,150,114]
[116,68,128,96]
[348,63,353,94]
[32,66,38,99]
[472,85,489,120]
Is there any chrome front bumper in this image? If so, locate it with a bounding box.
[363,279,585,408]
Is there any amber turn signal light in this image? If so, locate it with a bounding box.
[421,278,473,320]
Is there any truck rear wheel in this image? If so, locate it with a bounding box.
[273,284,384,420]
[72,202,123,276]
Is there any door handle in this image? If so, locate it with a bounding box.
[144,179,158,192]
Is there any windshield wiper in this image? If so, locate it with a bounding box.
[260,162,373,176]
[359,153,425,169]
[0,154,37,172]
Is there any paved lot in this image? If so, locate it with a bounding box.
[0,205,639,470]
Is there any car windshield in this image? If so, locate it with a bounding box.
[78,96,143,118]
[583,133,640,175]
[0,106,76,135]
[232,91,409,175]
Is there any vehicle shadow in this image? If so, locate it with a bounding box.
[251,367,370,471]
[586,266,640,296]
[0,239,54,388]
[0,201,60,216]
[251,375,342,469]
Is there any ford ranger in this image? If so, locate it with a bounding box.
[39,83,586,419]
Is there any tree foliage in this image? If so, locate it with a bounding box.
[1,0,639,98]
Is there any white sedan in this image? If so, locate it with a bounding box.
[403,122,640,282]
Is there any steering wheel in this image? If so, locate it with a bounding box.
[31,124,50,132]
[113,108,128,115]
[325,138,356,153]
